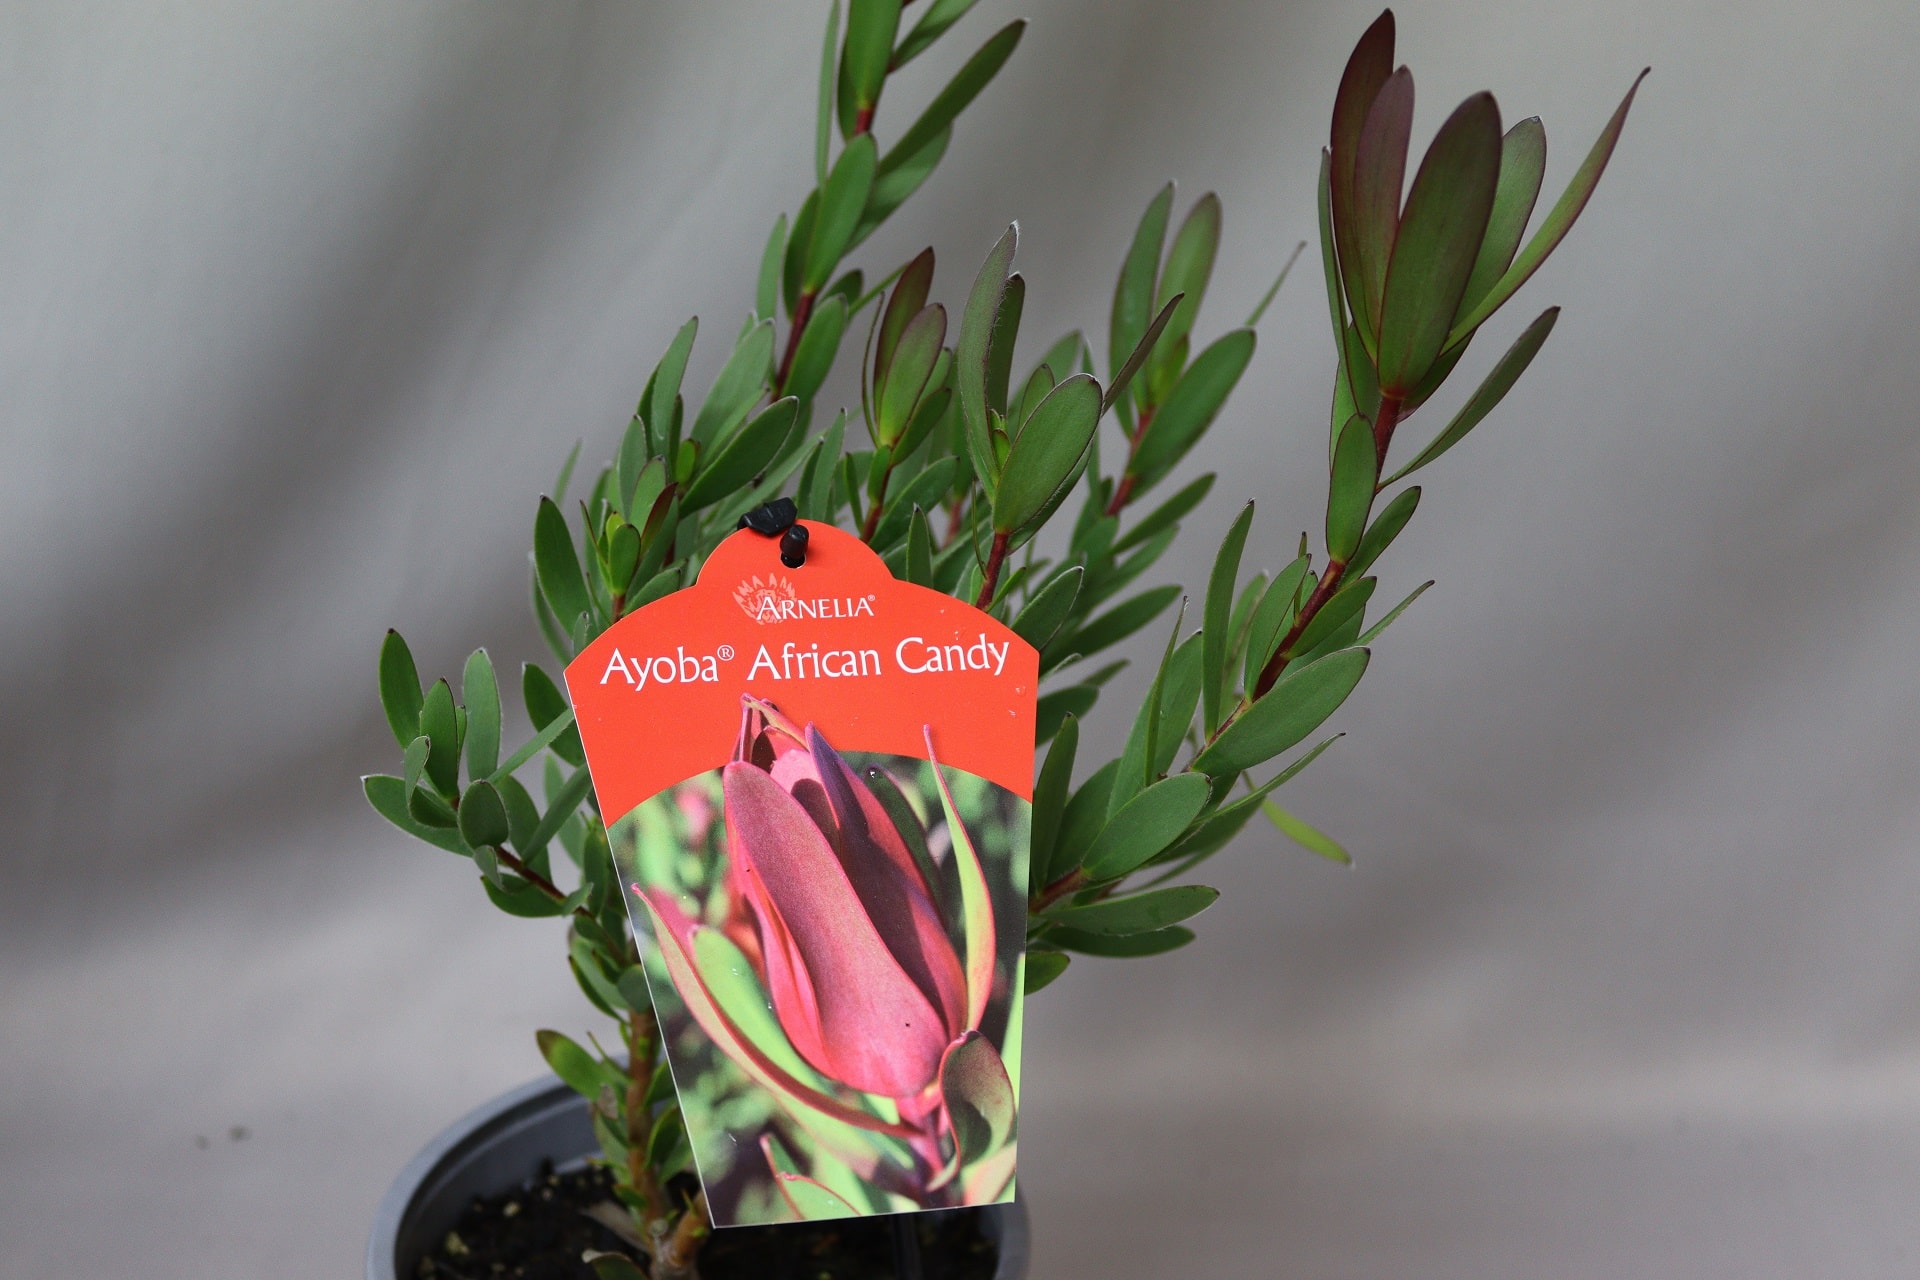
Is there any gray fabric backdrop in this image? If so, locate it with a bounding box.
[6,1,1920,1276]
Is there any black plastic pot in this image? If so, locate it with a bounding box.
[367,1073,1029,1279]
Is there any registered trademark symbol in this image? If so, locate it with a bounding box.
[866,594,876,602]
[717,645,735,661]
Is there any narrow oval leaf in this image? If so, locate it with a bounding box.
[925,732,996,1032]
[1114,471,1215,554]
[1010,566,1082,650]
[1325,412,1378,562]
[886,21,1025,169]
[1329,11,1397,344]
[1029,713,1078,888]
[1109,183,1174,386]
[1346,484,1420,580]
[1195,648,1370,777]
[957,225,1018,477]
[1376,92,1503,397]
[1447,69,1650,346]
[457,779,510,850]
[1050,924,1195,958]
[378,629,423,748]
[876,304,946,445]
[1053,883,1219,935]
[536,1028,615,1100]
[461,650,500,783]
[838,0,901,134]
[1127,329,1256,492]
[784,294,849,403]
[1264,800,1352,864]
[756,213,788,321]
[1024,949,1070,993]
[894,0,980,68]
[1203,503,1254,733]
[857,126,950,245]
[648,317,698,457]
[805,133,879,293]
[1151,193,1222,382]
[1080,772,1213,881]
[876,247,936,389]
[1458,117,1547,320]
[533,497,589,635]
[1350,66,1415,344]
[1385,306,1558,484]
[690,320,774,449]
[992,373,1101,535]
[363,775,468,854]
[419,679,460,796]
[523,663,585,767]
[682,397,801,511]
[1053,583,1181,664]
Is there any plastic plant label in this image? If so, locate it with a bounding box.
[565,520,1035,1226]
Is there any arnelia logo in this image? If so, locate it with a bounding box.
[733,574,877,625]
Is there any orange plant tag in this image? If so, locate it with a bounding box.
[565,521,1034,1225]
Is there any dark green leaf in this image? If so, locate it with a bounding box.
[378,630,423,748]
[1053,583,1181,665]
[957,225,1017,486]
[1029,713,1078,888]
[1053,883,1217,935]
[986,273,1025,417]
[1113,472,1214,554]
[1376,93,1503,397]
[1111,604,1187,817]
[876,304,945,446]
[1203,502,1254,734]
[1109,183,1173,390]
[1023,949,1070,992]
[1127,328,1255,493]
[1447,69,1649,345]
[886,21,1025,171]
[363,775,468,854]
[690,320,774,449]
[875,248,935,391]
[783,294,849,403]
[648,318,698,460]
[894,0,979,68]
[756,214,787,321]
[872,457,958,547]
[1357,578,1432,646]
[1150,193,1222,384]
[839,0,901,136]
[1325,412,1378,563]
[1386,306,1558,484]
[904,506,934,586]
[857,126,950,245]
[1241,554,1310,693]
[683,397,800,511]
[457,780,510,850]
[1050,924,1195,958]
[419,679,459,796]
[1081,772,1212,881]
[783,188,818,314]
[1102,293,1180,416]
[1291,576,1375,659]
[1154,632,1205,776]
[806,133,879,293]
[1195,648,1369,777]
[992,374,1101,535]
[816,0,840,182]
[523,664,585,768]
[534,497,590,635]
[1010,566,1081,650]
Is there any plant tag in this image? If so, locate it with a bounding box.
[566,520,1034,1226]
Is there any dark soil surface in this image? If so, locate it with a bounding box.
[415,1162,1000,1280]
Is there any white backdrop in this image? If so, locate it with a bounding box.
[6,1,1920,1276]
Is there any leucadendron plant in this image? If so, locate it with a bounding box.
[365,6,1643,1275]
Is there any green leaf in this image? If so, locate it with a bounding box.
[534,496,590,631]
[925,735,997,1031]
[992,374,1101,535]
[957,225,1018,486]
[1126,328,1256,493]
[940,1031,1016,1164]
[401,735,429,796]
[876,304,945,446]
[1050,924,1195,957]
[1264,800,1351,865]
[1319,151,1358,424]
[378,630,423,748]
[1110,183,1173,392]
[1195,648,1370,777]
[815,0,840,185]
[1010,566,1082,650]
[683,397,800,511]
[986,273,1025,417]
[690,320,775,449]
[783,294,848,404]
[886,21,1025,171]
[1241,554,1310,693]
[797,410,847,521]
[1053,883,1218,935]
[460,650,500,780]
[525,765,593,858]
[756,214,787,321]
[904,507,934,586]
[457,779,510,850]
[1376,93,1503,397]
[871,457,958,548]
[646,1103,688,1171]
[1113,472,1214,554]
[523,664,585,767]
[1102,293,1180,417]
[1347,485,1420,580]
[1325,412,1378,563]
[536,1028,619,1100]
[1245,240,1306,328]
[1203,502,1254,734]
[894,0,979,67]
[1447,69,1649,346]
[1357,579,1432,646]
[1053,583,1181,665]
[1154,632,1205,777]
[1081,772,1212,881]
[1023,949,1070,993]
[1458,117,1547,321]
[419,679,460,796]
[552,438,583,506]
[838,0,901,136]
[805,133,878,293]
[875,248,935,390]
[1291,576,1375,659]
[1051,758,1118,874]
[648,318,698,460]
[857,126,950,245]
[783,188,818,314]
[1029,713,1078,889]
[1385,307,1559,484]
[363,775,468,854]
[1150,193,1222,385]
[1111,604,1187,816]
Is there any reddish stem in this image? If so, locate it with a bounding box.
[860,463,893,542]
[1104,404,1158,516]
[974,531,1011,608]
[853,104,876,136]
[775,289,816,395]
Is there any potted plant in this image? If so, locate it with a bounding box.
[364,5,1643,1277]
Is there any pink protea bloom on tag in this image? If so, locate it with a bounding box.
[720,698,973,1098]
